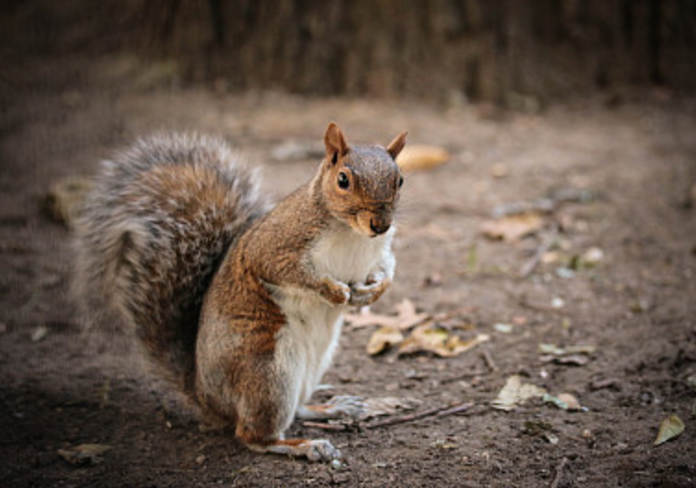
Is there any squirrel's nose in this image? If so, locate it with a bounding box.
[369,219,390,235]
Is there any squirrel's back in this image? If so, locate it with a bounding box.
[73,133,270,395]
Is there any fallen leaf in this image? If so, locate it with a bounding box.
[398,323,489,358]
[396,145,450,173]
[345,298,429,330]
[430,439,459,450]
[654,414,685,446]
[43,176,93,228]
[366,326,404,355]
[360,396,422,420]
[492,375,547,411]
[481,213,545,242]
[543,393,582,411]
[545,433,560,445]
[31,325,50,343]
[394,299,431,330]
[57,443,112,466]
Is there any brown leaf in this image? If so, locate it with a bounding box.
[481,213,545,242]
[396,145,450,173]
[346,298,429,330]
[492,375,547,411]
[398,323,489,358]
[366,326,404,355]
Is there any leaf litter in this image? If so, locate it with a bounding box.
[350,299,489,358]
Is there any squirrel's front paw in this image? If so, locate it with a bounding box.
[349,277,390,307]
[327,395,367,419]
[306,439,341,462]
[321,277,351,305]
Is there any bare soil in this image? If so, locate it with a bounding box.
[1,55,696,487]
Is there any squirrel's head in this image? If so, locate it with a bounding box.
[319,122,407,238]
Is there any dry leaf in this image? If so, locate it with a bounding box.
[654,414,685,446]
[31,325,50,343]
[345,309,399,329]
[393,299,430,330]
[481,213,544,242]
[58,443,112,466]
[359,396,422,420]
[396,145,450,173]
[43,176,93,228]
[492,375,547,411]
[543,393,582,411]
[346,298,429,330]
[398,323,489,358]
[367,326,404,355]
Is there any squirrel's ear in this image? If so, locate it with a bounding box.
[324,122,349,165]
[386,131,408,159]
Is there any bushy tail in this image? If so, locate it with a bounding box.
[73,132,270,397]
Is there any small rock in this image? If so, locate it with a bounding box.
[493,323,513,334]
[556,267,575,279]
[31,325,49,343]
[581,247,604,266]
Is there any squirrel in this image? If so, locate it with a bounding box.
[73,123,407,462]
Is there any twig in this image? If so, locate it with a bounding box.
[302,421,348,431]
[519,225,559,278]
[365,402,474,430]
[482,350,498,372]
[550,457,569,488]
[434,402,475,418]
[441,369,488,384]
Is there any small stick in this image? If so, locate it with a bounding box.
[302,421,347,431]
[550,457,569,488]
[519,225,558,278]
[435,402,475,418]
[482,350,498,372]
[365,402,474,430]
[441,369,488,384]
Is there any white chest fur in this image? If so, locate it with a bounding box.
[271,224,394,424]
[310,223,394,284]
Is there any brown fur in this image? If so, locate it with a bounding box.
[74,125,406,461]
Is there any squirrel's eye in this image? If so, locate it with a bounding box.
[398,175,404,189]
[337,172,350,189]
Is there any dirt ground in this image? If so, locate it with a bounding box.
[1,52,696,487]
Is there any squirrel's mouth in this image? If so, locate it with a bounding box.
[349,212,392,238]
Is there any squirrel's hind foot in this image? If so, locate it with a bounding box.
[252,438,341,462]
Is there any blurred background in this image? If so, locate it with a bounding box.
[2,2,696,487]
[2,0,695,105]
